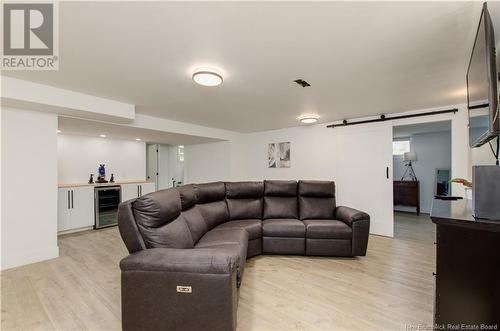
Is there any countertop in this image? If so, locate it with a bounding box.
[58,180,154,188]
[430,198,500,232]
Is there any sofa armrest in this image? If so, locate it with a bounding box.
[120,247,239,275]
[335,206,370,256]
[120,247,239,331]
[335,206,370,226]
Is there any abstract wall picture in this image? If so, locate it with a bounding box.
[268,142,291,168]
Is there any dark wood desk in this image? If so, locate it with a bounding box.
[393,180,420,215]
[430,198,500,329]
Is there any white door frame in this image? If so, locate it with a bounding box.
[390,103,471,215]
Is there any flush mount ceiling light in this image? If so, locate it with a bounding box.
[298,114,319,124]
[192,69,223,87]
[135,138,141,141]
[100,134,106,138]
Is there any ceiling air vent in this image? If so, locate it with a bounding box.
[294,79,310,87]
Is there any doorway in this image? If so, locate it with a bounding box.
[146,144,185,190]
[146,144,159,188]
[392,120,452,240]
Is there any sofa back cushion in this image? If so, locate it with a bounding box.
[298,180,336,220]
[263,180,298,219]
[177,184,197,210]
[118,199,147,254]
[226,181,264,220]
[177,185,207,244]
[195,182,229,230]
[132,188,194,248]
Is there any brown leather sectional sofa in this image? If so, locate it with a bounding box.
[117,180,370,331]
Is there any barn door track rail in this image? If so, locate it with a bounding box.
[326,108,459,129]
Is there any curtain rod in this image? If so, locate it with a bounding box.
[326,108,458,129]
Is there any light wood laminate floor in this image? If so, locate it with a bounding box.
[1,213,435,331]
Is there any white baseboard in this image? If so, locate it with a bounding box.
[58,226,94,236]
[1,245,59,271]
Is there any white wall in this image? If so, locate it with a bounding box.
[2,77,135,123]
[393,131,452,214]
[471,138,498,166]
[489,1,500,48]
[229,125,337,181]
[185,125,337,184]
[58,134,146,184]
[1,108,59,270]
[185,104,472,201]
[185,141,231,184]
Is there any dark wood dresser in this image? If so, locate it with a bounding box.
[430,198,500,329]
[393,180,420,215]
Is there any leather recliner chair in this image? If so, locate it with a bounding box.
[118,180,370,331]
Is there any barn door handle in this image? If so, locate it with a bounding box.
[386,167,389,179]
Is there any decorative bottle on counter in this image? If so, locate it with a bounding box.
[97,164,108,183]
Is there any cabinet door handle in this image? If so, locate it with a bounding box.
[137,185,140,197]
[140,185,142,196]
[386,167,389,179]
[71,190,74,209]
[67,191,70,209]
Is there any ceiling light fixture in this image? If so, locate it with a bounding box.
[57,129,61,133]
[100,134,106,138]
[192,69,223,87]
[135,138,141,141]
[299,114,319,124]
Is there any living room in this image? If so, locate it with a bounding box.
[1,1,500,331]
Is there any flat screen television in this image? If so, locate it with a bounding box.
[467,2,499,148]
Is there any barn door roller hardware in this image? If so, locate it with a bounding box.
[326,108,458,128]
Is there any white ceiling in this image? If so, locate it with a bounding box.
[58,117,221,145]
[393,120,451,138]
[4,1,483,133]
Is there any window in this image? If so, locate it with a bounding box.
[177,145,184,162]
[393,139,410,156]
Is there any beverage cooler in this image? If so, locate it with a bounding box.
[95,186,121,229]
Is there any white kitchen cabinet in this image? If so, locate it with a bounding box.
[58,186,95,232]
[120,182,156,202]
[71,187,95,229]
[141,182,156,196]
[58,188,72,232]
[59,182,155,232]
[121,184,140,202]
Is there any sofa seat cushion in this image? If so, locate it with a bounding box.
[213,219,262,240]
[194,233,249,287]
[304,219,352,239]
[193,240,249,287]
[196,228,249,247]
[262,219,305,238]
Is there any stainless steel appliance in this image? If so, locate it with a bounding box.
[472,165,500,220]
[95,186,121,229]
